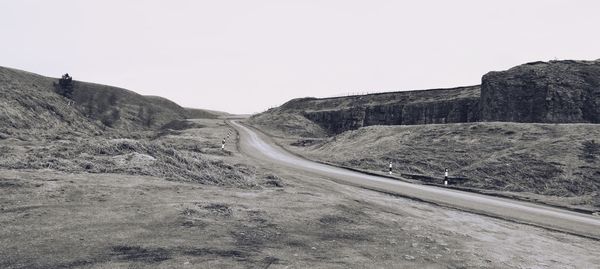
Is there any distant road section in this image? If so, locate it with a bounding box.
[229,120,600,240]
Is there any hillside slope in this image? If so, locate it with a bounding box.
[69,81,188,131]
[0,66,188,135]
[185,107,230,119]
[0,67,100,135]
[282,122,600,210]
[0,65,256,186]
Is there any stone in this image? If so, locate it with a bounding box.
[257,59,600,135]
[294,86,481,134]
[481,60,600,123]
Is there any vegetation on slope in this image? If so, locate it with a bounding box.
[0,65,255,186]
[282,122,600,209]
[0,67,100,134]
[0,66,188,135]
[248,110,327,138]
[185,107,230,119]
[0,118,256,186]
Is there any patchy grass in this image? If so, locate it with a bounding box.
[0,119,256,187]
[580,139,600,162]
[2,118,600,268]
[270,122,600,210]
[248,111,327,138]
[0,138,254,186]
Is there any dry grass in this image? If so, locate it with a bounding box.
[185,107,229,119]
[248,111,327,138]
[2,169,599,268]
[2,117,600,268]
[0,138,254,186]
[0,65,189,137]
[275,122,600,209]
[0,119,256,187]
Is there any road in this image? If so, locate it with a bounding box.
[229,120,600,240]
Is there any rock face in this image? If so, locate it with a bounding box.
[481,60,600,123]
[281,86,480,134]
[303,98,481,134]
[255,59,600,136]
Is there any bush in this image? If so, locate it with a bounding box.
[54,73,74,99]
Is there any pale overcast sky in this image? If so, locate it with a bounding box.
[1,1,599,114]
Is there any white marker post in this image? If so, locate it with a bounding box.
[389,162,393,175]
[222,138,226,150]
[444,168,449,186]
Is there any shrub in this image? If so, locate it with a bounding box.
[54,73,74,99]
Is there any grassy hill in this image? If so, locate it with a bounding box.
[0,65,258,186]
[275,122,600,210]
[0,67,100,135]
[185,107,230,119]
[67,80,189,131]
[0,66,192,136]
[248,110,328,138]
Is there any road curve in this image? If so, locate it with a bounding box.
[229,120,600,240]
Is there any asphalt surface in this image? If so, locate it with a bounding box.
[229,120,600,240]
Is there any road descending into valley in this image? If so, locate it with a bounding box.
[229,120,600,240]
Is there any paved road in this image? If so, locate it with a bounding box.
[229,120,600,240]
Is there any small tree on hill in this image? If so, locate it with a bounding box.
[54,73,74,99]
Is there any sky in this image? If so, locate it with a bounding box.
[1,0,599,114]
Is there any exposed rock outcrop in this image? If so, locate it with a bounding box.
[284,86,480,134]
[251,59,600,137]
[302,97,480,134]
[481,60,600,123]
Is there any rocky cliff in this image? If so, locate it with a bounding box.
[252,59,600,136]
[279,86,481,134]
[481,60,600,123]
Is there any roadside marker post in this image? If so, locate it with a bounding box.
[389,162,393,175]
[444,168,449,186]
